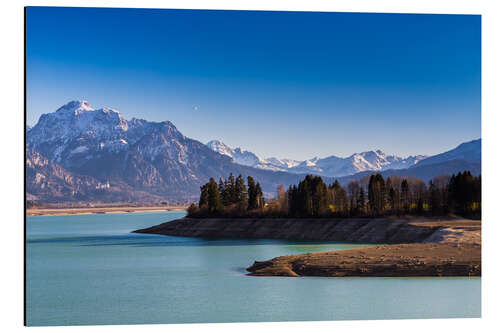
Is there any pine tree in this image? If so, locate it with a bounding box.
[401,179,409,214]
[288,185,298,216]
[358,187,365,215]
[388,187,396,213]
[247,176,257,210]
[222,178,230,206]
[199,184,208,208]
[228,173,236,204]
[206,178,222,213]
[218,178,228,206]
[235,174,248,203]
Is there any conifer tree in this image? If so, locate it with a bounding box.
[218,178,228,206]
[401,179,409,214]
[358,187,365,215]
[206,178,222,213]
[235,174,248,203]
[199,184,209,208]
[228,173,236,204]
[247,176,258,210]
[388,187,396,213]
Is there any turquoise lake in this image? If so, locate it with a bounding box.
[26,211,481,326]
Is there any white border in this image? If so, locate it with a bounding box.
[1,1,499,332]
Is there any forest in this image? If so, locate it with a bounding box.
[187,171,481,219]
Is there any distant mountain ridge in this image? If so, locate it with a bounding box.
[206,140,427,177]
[411,139,481,168]
[206,140,301,172]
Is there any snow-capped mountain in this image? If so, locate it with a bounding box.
[206,140,301,172]
[26,101,314,203]
[206,140,262,167]
[290,150,427,177]
[29,101,133,164]
[206,140,427,177]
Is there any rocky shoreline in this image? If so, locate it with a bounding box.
[247,243,481,277]
[133,217,475,243]
[133,217,481,277]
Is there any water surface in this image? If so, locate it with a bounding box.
[26,211,480,326]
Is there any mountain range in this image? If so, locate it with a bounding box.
[26,101,481,204]
[26,101,325,203]
[206,140,427,177]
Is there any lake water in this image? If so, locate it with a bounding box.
[26,211,481,326]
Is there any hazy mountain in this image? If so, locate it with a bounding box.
[206,140,427,177]
[412,139,481,168]
[337,140,481,185]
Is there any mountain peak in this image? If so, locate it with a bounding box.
[206,140,233,157]
[206,139,226,147]
[56,100,94,114]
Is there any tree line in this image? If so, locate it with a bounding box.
[188,173,264,217]
[187,171,481,218]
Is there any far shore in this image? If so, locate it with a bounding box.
[26,206,188,217]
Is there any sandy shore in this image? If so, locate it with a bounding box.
[246,219,481,277]
[133,217,480,244]
[134,217,481,277]
[247,243,481,277]
[27,206,187,216]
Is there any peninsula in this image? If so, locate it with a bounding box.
[134,217,481,277]
[134,171,481,277]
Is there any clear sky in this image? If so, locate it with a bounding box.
[26,7,481,160]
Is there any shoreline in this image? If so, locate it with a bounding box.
[246,243,481,277]
[135,217,481,277]
[133,217,480,244]
[26,206,188,217]
[244,219,481,278]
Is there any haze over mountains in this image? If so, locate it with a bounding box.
[26,101,481,204]
[206,140,427,177]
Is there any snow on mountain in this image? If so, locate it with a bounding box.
[28,101,132,163]
[206,140,262,167]
[206,140,427,177]
[28,101,192,169]
[206,140,303,172]
[265,157,302,169]
[26,101,315,203]
[205,140,234,158]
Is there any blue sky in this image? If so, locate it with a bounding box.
[26,7,481,160]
